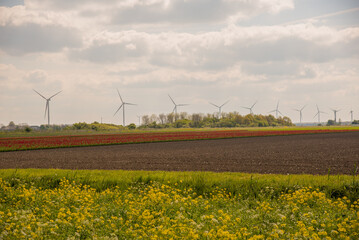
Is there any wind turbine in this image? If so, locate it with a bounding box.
[350,109,354,122]
[269,101,283,118]
[33,89,62,126]
[210,100,230,118]
[330,108,341,123]
[241,101,257,115]
[313,104,326,124]
[168,95,188,115]
[293,105,306,125]
[113,89,136,126]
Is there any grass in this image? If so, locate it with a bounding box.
[1,125,358,138]
[1,168,358,200]
[0,169,358,239]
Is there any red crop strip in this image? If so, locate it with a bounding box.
[0,129,357,151]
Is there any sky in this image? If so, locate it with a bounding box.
[0,0,358,126]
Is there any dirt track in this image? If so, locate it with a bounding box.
[1,132,358,174]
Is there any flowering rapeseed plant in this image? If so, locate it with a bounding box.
[0,178,358,239]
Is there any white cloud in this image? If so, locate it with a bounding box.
[70,23,359,70]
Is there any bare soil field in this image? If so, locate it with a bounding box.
[1,132,358,174]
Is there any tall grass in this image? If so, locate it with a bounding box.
[1,169,358,201]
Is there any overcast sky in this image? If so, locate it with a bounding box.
[1,0,358,126]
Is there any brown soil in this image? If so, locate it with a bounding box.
[1,132,358,175]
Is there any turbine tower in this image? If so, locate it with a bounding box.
[330,108,341,123]
[350,109,354,122]
[168,95,188,115]
[241,101,257,115]
[210,100,230,118]
[33,89,62,126]
[313,104,326,124]
[293,105,306,125]
[113,89,136,126]
[269,101,283,118]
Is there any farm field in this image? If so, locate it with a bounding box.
[0,169,358,239]
[1,127,358,152]
[1,131,358,175]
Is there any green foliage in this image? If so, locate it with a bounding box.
[327,120,335,126]
[24,127,32,132]
[127,123,136,129]
[72,122,124,131]
[352,120,359,124]
[141,112,294,129]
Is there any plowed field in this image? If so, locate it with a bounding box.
[1,132,358,174]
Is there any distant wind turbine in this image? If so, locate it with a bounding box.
[210,100,230,118]
[350,109,354,122]
[293,105,306,124]
[168,94,188,115]
[113,89,136,126]
[330,108,341,123]
[241,101,257,115]
[269,101,283,118]
[313,105,327,124]
[33,89,62,126]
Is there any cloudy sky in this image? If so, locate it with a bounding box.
[1,0,358,126]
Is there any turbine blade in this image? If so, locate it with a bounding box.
[125,102,137,106]
[220,100,230,107]
[168,94,176,105]
[49,90,62,99]
[251,100,257,108]
[278,110,284,116]
[177,104,189,106]
[268,110,276,113]
[313,112,318,118]
[316,104,319,111]
[113,104,123,116]
[210,102,219,108]
[33,89,47,100]
[301,105,307,111]
[117,89,124,103]
[241,106,251,110]
[172,106,176,113]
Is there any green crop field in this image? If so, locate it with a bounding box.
[1,125,358,138]
[0,169,358,239]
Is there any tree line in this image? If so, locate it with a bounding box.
[139,112,294,128]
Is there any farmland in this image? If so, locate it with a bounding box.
[1,131,358,175]
[1,126,358,152]
[1,128,359,239]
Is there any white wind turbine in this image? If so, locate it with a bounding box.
[210,100,230,118]
[269,101,283,118]
[313,104,327,124]
[330,108,341,123]
[293,105,306,125]
[349,109,354,122]
[33,89,62,126]
[113,89,136,126]
[168,94,188,115]
[241,101,257,115]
